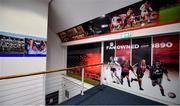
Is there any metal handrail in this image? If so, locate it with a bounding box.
[0,63,103,80]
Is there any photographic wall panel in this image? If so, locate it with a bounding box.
[0,31,47,57]
[58,0,180,42]
[67,33,179,104]
[103,34,179,104]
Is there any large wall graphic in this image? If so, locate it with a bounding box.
[67,43,101,84]
[58,0,180,42]
[0,31,47,57]
[103,34,179,104]
[0,34,25,55]
[116,39,131,62]
[66,33,179,104]
[132,37,151,65]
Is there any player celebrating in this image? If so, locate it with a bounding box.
[106,56,121,83]
[140,1,153,26]
[149,60,171,96]
[120,60,136,87]
[131,59,149,90]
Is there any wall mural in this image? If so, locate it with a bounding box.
[57,0,180,42]
[64,0,179,104]
[67,43,101,85]
[66,33,179,103]
[25,38,47,55]
[108,0,159,32]
[103,34,179,104]
[0,32,47,57]
[0,35,25,55]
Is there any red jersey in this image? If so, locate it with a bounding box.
[122,64,133,73]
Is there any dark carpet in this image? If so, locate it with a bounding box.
[59,85,164,105]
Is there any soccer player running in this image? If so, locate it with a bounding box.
[131,59,150,90]
[106,56,121,84]
[120,60,136,87]
[149,60,171,96]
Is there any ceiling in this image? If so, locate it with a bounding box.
[48,0,141,33]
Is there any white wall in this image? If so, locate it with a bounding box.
[0,0,48,75]
[47,28,67,70]
[62,76,93,102]
[0,75,44,105]
[46,28,67,104]
[46,28,94,104]
[46,73,93,104]
[0,58,2,75]
[1,57,47,75]
[0,0,49,105]
[46,72,65,104]
[0,0,48,36]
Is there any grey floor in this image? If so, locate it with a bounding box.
[59,85,164,105]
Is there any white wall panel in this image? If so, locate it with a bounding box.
[45,71,93,104]
[0,58,2,75]
[0,0,48,105]
[46,28,67,104]
[0,75,44,105]
[1,57,46,76]
[62,76,93,102]
[47,28,67,70]
[0,0,48,36]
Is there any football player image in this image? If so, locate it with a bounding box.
[149,60,171,96]
[111,15,121,31]
[88,24,96,35]
[122,8,135,29]
[140,1,153,26]
[106,56,121,84]
[120,60,136,87]
[131,59,150,90]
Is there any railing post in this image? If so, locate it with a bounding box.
[100,64,103,85]
[81,67,84,95]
